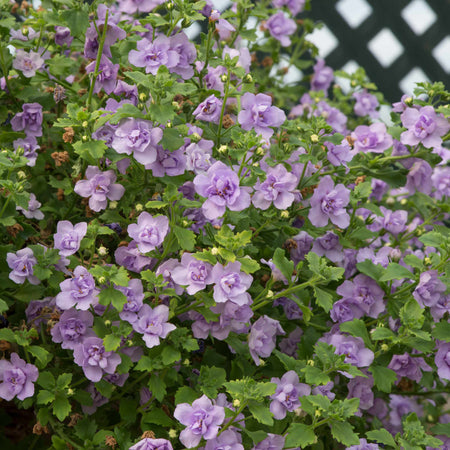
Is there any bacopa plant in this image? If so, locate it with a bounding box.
[0,0,449,449]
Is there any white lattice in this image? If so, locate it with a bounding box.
[307,24,339,58]
[335,0,372,29]
[432,36,450,74]
[401,0,437,35]
[367,29,404,68]
[399,67,430,95]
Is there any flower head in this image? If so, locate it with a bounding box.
[6,247,39,285]
[54,220,87,257]
[127,212,169,254]
[0,353,38,401]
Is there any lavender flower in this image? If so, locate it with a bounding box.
[171,253,213,295]
[290,231,314,264]
[327,333,374,369]
[432,166,450,199]
[132,304,176,348]
[129,35,179,75]
[312,381,335,401]
[311,231,343,263]
[119,0,165,13]
[113,80,138,105]
[55,266,99,310]
[112,119,162,165]
[51,309,95,350]
[388,395,422,429]
[413,270,446,308]
[54,221,87,257]
[193,161,251,219]
[435,342,450,381]
[185,139,214,173]
[347,439,380,450]
[13,136,40,166]
[380,207,407,235]
[174,395,225,448]
[248,316,285,365]
[115,241,155,273]
[85,56,119,94]
[13,49,44,78]
[169,32,197,79]
[253,434,285,450]
[325,140,353,167]
[266,12,297,47]
[129,438,173,450]
[81,383,109,415]
[74,166,125,212]
[238,93,286,140]
[145,145,186,177]
[203,430,243,450]
[279,327,303,356]
[270,370,310,419]
[6,248,39,285]
[347,375,374,411]
[193,95,223,124]
[272,0,305,15]
[388,353,431,383]
[400,106,450,148]
[211,261,253,306]
[0,353,38,401]
[406,160,433,195]
[308,175,351,228]
[351,123,393,154]
[16,193,44,219]
[127,212,169,254]
[252,164,299,210]
[353,91,379,119]
[311,59,333,92]
[73,337,121,382]
[54,26,73,46]
[11,103,43,137]
[117,279,145,323]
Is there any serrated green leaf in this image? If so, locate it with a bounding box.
[432,321,450,342]
[301,365,330,385]
[37,389,55,405]
[160,127,185,151]
[430,422,450,438]
[247,401,273,426]
[103,334,122,352]
[368,365,397,393]
[142,408,174,427]
[174,386,198,405]
[313,286,334,312]
[145,200,169,209]
[379,263,414,281]
[29,345,53,368]
[198,366,227,399]
[56,374,72,389]
[149,375,167,402]
[330,421,360,446]
[356,260,385,281]
[173,225,196,251]
[38,371,55,390]
[419,231,444,249]
[60,8,89,37]
[285,423,316,448]
[371,327,396,341]
[161,346,181,365]
[400,298,424,329]
[73,140,107,164]
[340,319,373,349]
[53,393,72,421]
[237,257,260,274]
[273,248,294,281]
[366,429,397,447]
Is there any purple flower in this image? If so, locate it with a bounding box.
[253,434,285,450]
[272,0,305,15]
[112,119,162,165]
[193,161,251,219]
[311,59,333,92]
[54,220,87,257]
[54,26,73,46]
[353,91,379,119]
[13,136,40,166]
[380,206,407,234]
[85,56,119,94]
[73,337,121,382]
[211,261,253,306]
[248,316,285,365]
[132,304,176,348]
[127,212,169,254]
[238,93,286,140]
[347,438,380,450]
[370,179,388,201]
[82,383,108,415]
[156,258,184,296]
[315,101,348,133]
[11,103,43,137]
[113,80,138,105]
[26,297,59,327]
[330,298,364,323]
[435,342,450,381]
[115,241,155,273]
[388,353,431,383]
[119,0,165,13]
[270,370,310,419]
[308,175,351,228]
[327,333,374,369]
[400,106,450,149]
[51,309,95,349]
[145,145,186,177]
[169,32,197,80]
[74,166,125,212]
[216,19,235,40]
[266,12,297,47]
[406,160,433,195]
[193,95,223,124]
[413,270,446,308]
[13,49,44,78]
[279,327,303,356]
[351,123,393,154]
[312,381,335,401]
[0,353,38,401]
[171,253,213,295]
[174,395,225,448]
[252,164,299,210]
[117,279,145,323]
[347,375,374,411]
[432,166,450,199]
[55,266,99,311]
[325,140,353,167]
[129,35,179,75]
[204,429,243,450]
[389,395,422,428]
[311,231,343,263]
[290,231,314,264]
[130,438,173,450]
[16,193,44,219]
[6,248,39,285]
[185,139,214,173]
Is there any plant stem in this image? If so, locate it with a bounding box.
[216,68,231,148]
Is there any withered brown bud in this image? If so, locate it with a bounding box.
[7,223,24,238]
[68,413,83,427]
[63,127,75,143]
[141,431,155,439]
[51,151,70,166]
[355,176,366,185]
[33,422,49,435]
[0,340,11,352]
[57,188,65,201]
[262,56,273,67]
[105,435,117,448]
[222,114,235,129]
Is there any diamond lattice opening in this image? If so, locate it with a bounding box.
[401,0,437,35]
[335,0,373,29]
[399,67,430,95]
[432,36,450,73]
[307,24,339,58]
[367,28,404,68]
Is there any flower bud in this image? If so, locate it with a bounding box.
[252,162,259,167]
[166,121,172,128]
[104,320,111,326]
[404,96,413,106]
[211,247,219,255]
[166,2,174,10]
[280,210,289,218]
[168,429,177,439]
[400,198,407,205]
[182,219,189,227]
[386,196,395,205]
[381,344,389,352]
[139,93,147,102]
[221,74,228,82]
[244,74,253,83]
[98,276,106,284]
[424,257,431,265]
[351,80,357,87]
[218,145,227,154]
[98,246,108,256]
[310,134,319,143]
[82,121,88,127]
[256,147,265,156]
[266,290,274,298]
[135,204,143,212]
[17,170,27,179]
[67,388,74,396]
[109,201,118,209]
[307,359,314,366]
[233,399,240,407]
[191,132,201,143]
[183,358,190,366]
[82,135,88,142]
[258,358,265,366]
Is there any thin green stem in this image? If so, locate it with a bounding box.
[216,68,231,148]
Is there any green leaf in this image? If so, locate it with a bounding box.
[0,328,15,343]
[419,231,444,249]
[173,225,196,251]
[273,248,294,282]
[430,422,450,438]
[95,379,115,398]
[160,127,185,151]
[53,393,72,421]
[356,260,385,281]
[371,327,396,341]
[285,423,316,448]
[369,365,397,393]
[379,263,414,281]
[247,401,273,426]
[432,321,450,342]
[400,298,424,329]
[366,429,397,447]
[142,408,174,427]
[37,389,55,405]
[301,365,330,385]
[174,386,198,405]
[403,254,424,270]
[149,375,166,402]
[237,257,260,274]
[330,421,360,446]
[148,103,175,124]
[56,374,72,389]
[161,346,181,365]
[198,366,227,399]
[0,299,9,313]
[38,372,56,390]
[103,334,122,352]
[353,181,372,199]
[28,346,53,368]
[340,319,373,349]
[98,286,127,310]
[60,8,89,37]
[73,140,107,164]
[145,200,169,209]
[313,286,334,312]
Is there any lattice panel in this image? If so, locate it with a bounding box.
[306,0,450,101]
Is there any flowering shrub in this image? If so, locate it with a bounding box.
[0,0,449,449]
